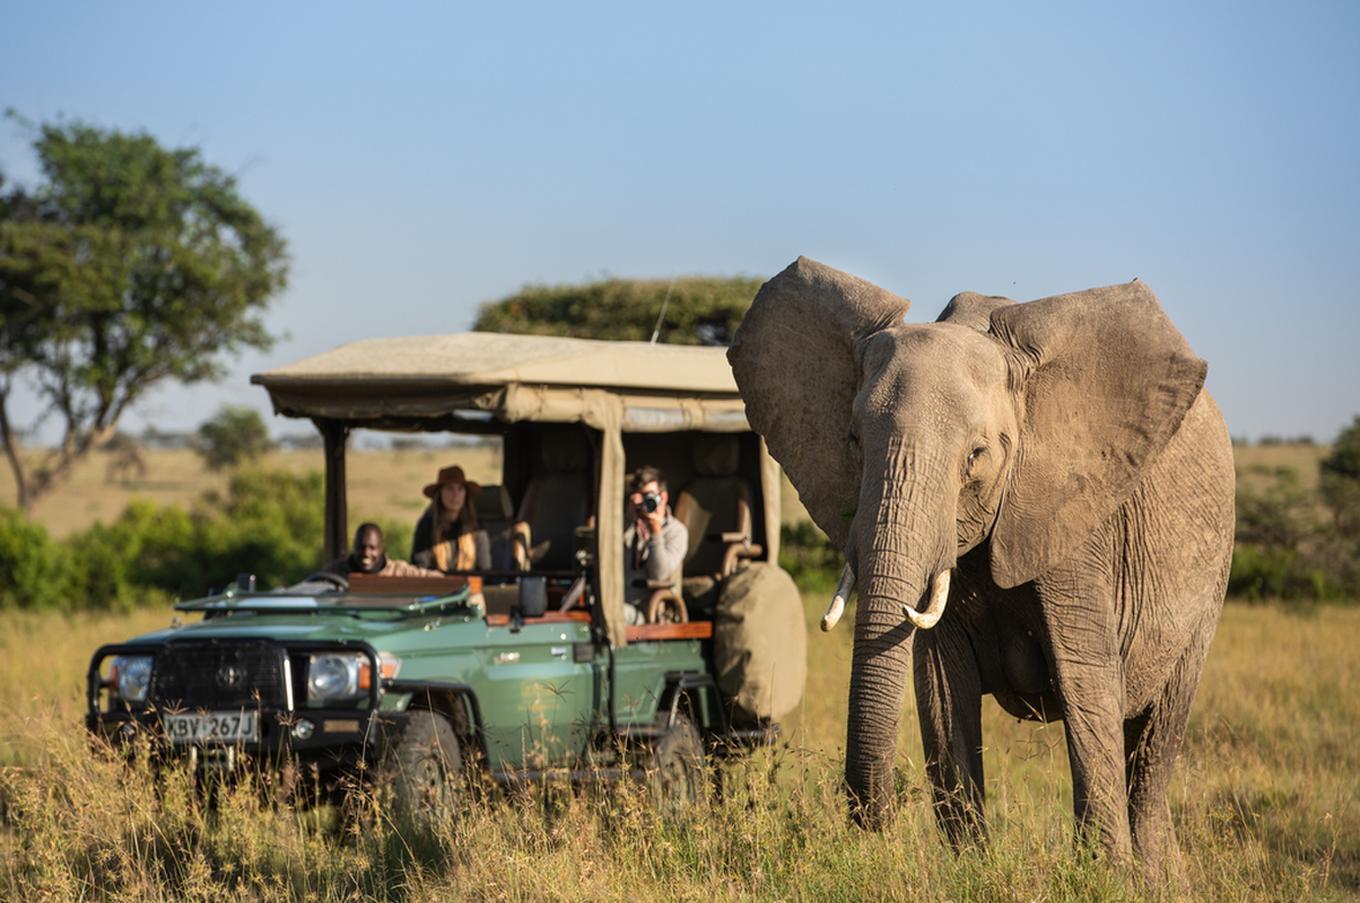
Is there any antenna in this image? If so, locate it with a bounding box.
[649,277,676,344]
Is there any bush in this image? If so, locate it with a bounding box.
[198,469,325,588]
[1227,545,1330,602]
[0,510,75,609]
[0,469,326,611]
[1320,415,1360,541]
[779,521,842,593]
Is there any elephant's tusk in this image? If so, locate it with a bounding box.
[903,568,950,629]
[821,564,855,631]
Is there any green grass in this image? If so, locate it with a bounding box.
[1,600,1356,900]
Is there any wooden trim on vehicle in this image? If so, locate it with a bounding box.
[347,574,477,594]
[626,621,713,642]
[485,611,592,627]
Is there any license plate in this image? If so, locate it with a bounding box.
[163,711,258,744]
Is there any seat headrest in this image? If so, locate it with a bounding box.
[538,433,591,473]
[691,436,741,477]
[473,484,515,521]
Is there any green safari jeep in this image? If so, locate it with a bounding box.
[87,333,807,812]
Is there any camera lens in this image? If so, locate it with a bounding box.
[643,493,660,513]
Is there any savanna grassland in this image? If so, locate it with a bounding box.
[0,443,1356,900]
[0,601,1355,900]
[1,445,505,540]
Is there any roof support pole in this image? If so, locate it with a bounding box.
[316,418,349,562]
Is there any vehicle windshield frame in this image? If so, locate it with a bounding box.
[174,589,473,615]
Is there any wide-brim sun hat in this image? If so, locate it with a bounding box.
[423,464,481,499]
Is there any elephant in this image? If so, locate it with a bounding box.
[728,257,1234,878]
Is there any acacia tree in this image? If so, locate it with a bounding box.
[0,115,288,510]
[474,276,762,345]
[194,405,274,471]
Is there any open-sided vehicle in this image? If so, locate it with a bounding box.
[87,333,806,810]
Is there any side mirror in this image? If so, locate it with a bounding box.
[517,575,548,619]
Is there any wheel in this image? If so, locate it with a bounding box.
[377,709,463,824]
[647,712,707,812]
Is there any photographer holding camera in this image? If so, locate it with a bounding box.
[623,465,689,624]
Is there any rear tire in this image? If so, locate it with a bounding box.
[378,709,463,824]
[647,712,707,811]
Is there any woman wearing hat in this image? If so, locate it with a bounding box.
[411,465,492,572]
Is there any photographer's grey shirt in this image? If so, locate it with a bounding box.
[623,514,689,607]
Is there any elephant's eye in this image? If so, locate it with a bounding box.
[967,446,986,468]
[847,428,860,446]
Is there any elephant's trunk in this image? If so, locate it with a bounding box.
[844,441,955,828]
[845,561,921,827]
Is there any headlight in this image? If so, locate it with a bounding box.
[111,655,154,704]
[308,653,361,701]
[306,652,401,702]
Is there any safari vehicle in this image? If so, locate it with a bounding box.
[87,333,806,810]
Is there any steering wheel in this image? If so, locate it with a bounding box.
[302,571,350,592]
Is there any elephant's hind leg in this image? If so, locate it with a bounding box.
[914,627,986,847]
[1124,623,1215,882]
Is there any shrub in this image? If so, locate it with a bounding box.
[1320,415,1360,541]
[0,469,326,610]
[1227,545,1330,602]
[779,521,842,593]
[196,468,325,588]
[0,510,75,609]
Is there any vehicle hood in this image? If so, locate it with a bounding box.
[125,610,483,652]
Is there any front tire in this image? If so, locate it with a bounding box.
[378,709,463,823]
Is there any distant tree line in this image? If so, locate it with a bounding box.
[1232,434,1319,447]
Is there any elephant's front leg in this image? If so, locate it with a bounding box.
[1039,583,1134,860]
[913,625,986,847]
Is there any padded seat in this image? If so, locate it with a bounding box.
[514,434,592,570]
[673,436,762,583]
[474,485,523,570]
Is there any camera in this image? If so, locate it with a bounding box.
[641,491,661,513]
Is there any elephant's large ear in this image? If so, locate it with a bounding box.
[988,280,1206,588]
[728,257,910,548]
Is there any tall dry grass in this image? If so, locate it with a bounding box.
[0,599,1355,900]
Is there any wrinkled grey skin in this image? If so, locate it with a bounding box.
[728,258,1235,880]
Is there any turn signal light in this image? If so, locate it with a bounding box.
[357,654,401,690]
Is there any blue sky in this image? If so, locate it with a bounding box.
[3,1,1358,442]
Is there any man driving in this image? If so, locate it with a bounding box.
[623,465,689,624]
[326,523,442,578]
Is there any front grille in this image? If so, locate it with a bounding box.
[149,641,287,710]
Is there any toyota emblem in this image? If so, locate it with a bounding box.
[216,664,245,689]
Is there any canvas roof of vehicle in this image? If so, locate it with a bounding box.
[251,332,777,647]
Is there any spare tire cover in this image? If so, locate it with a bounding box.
[713,563,806,725]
